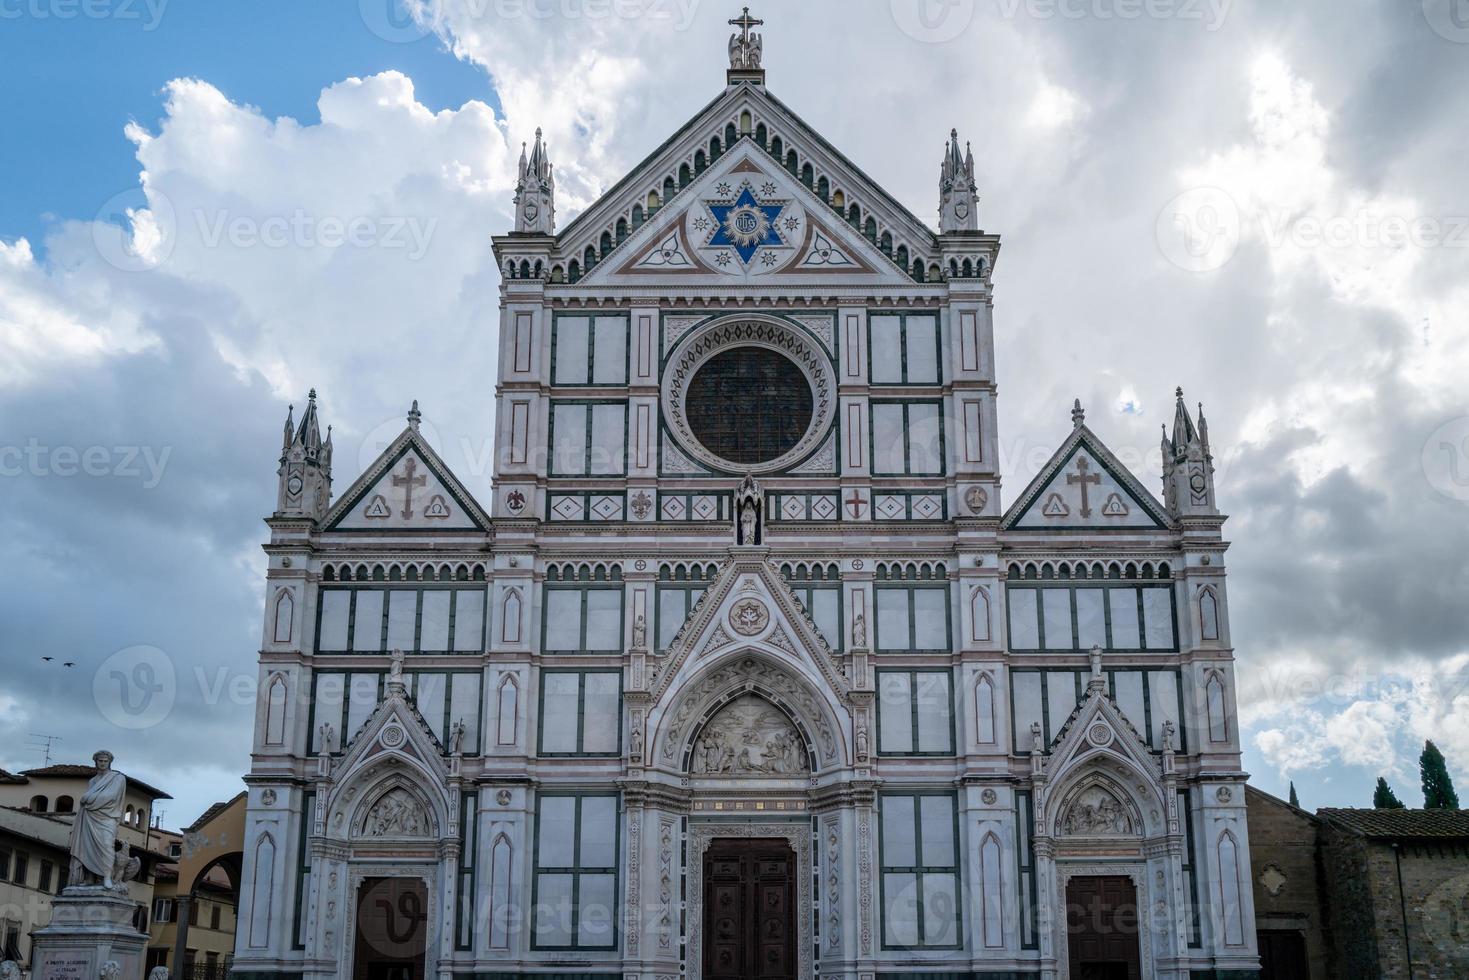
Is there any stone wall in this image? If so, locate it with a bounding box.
[1245,788,1333,978]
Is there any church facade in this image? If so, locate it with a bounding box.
[232,18,1259,980]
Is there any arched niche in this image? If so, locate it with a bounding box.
[652,652,846,773]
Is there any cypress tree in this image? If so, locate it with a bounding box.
[1288,782,1300,808]
[1420,740,1460,809]
[1372,776,1405,809]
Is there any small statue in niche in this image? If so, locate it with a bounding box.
[855,725,870,762]
[734,473,762,546]
[449,718,466,756]
[631,614,647,650]
[1031,722,1045,753]
[318,722,336,755]
[629,725,644,764]
[851,609,867,648]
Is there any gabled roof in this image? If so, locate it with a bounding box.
[21,764,172,800]
[323,417,490,532]
[1317,807,1469,839]
[1002,421,1171,531]
[0,768,27,785]
[184,791,247,833]
[549,82,956,274]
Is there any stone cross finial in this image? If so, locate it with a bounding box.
[1072,398,1086,428]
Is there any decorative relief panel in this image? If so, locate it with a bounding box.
[689,695,808,775]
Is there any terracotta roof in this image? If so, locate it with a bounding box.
[0,769,28,785]
[1317,807,1469,839]
[21,764,172,800]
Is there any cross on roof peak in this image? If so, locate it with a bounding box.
[729,5,763,43]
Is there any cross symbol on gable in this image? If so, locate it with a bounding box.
[1066,455,1102,518]
[392,457,428,520]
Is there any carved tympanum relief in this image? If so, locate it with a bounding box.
[690,695,808,775]
[360,787,430,838]
[1060,785,1135,837]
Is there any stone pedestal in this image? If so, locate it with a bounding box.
[30,888,146,980]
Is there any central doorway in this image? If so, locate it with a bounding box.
[353,876,428,980]
[1065,875,1142,980]
[702,839,796,980]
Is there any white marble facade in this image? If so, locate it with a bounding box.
[233,28,1258,980]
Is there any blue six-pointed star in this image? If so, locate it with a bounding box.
[706,185,786,265]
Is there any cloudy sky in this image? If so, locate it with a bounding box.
[2,0,1466,826]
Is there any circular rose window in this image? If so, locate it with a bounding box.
[685,348,814,465]
[662,316,835,475]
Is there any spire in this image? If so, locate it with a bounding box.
[1161,385,1219,520]
[276,388,333,522]
[1071,398,1086,428]
[939,127,979,233]
[513,128,555,234]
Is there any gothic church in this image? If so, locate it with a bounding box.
[234,14,1258,980]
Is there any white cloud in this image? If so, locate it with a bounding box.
[1026,81,1087,130]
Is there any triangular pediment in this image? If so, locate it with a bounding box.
[1044,681,1160,788]
[325,425,489,532]
[555,84,949,285]
[1003,425,1169,531]
[578,140,913,288]
[649,556,851,706]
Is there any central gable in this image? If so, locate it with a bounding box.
[579,140,912,288]
[554,84,946,286]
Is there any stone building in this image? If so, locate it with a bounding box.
[1243,787,1331,979]
[231,12,1259,980]
[1315,808,1469,979]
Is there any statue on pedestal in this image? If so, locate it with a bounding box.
[68,750,127,890]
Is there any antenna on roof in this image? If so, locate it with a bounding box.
[26,733,62,767]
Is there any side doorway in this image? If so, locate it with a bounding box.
[353,877,428,980]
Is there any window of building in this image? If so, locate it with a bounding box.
[38,860,53,893]
[875,585,950,651]
[532,794,619,950]
[655,584,706,651]
[538,671,622,756]
[315,584,485,654]
[210,905,221,930]
[877,670,954,755]
[542,582,624,654]
[552,314,629,386]
[153,899,174,923]
[310,670,482,753]
[869,313,940,385]
[1,919,20,962]
[12,852,27,886]
[550,401,627,476]
[293,791,314,950]
[1015,791,1038,950]
[0,848,10,881]
[870,400,945,476]
[1010,667,1184,752]
[54,795,74,814]
[455,792,477,951]
[685,347,814,466]
[879,793,961,949]
[1006,583,1176,652]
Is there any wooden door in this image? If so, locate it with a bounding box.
[703,839,796,980]
[1258,929,1310,979]
[353,877,428,980]
[1066,875,1142,980]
